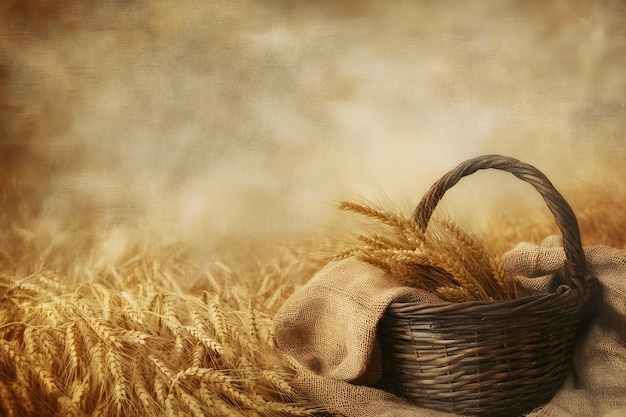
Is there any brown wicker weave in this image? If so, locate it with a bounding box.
[379,155,597,417]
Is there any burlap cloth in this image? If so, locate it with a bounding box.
[274,236,626,416]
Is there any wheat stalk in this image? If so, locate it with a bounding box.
[153,375,167,408]
[132,376,157,415]
[191,344,205,369]
[338,201,423,243]
[178,390,206,417]
[196,385,244,417]
[172,334,185,365]
[262,369,294,396]
[88,340,107,386]
[68,377,89,412]
[183,325,223,355]
[201,293,228,342]
[0,230,323,417]
[106,349,128,414]
[64,321,81,374]
[337,200,515,302]
[149,354,177,382]
[164,392,176,417]
[120,290,146,325]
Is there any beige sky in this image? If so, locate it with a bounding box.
[1,0,624,247]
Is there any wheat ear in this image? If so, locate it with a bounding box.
[338,202,416,236]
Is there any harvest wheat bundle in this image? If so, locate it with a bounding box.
[334,202,515,302]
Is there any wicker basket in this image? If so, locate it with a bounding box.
[379,155,597,417]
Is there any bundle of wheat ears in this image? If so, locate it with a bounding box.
[0,228,326,417]
[334,201,516,302]
[1,188,625,417]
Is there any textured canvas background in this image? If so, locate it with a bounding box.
[1,3,625,416]
[1,0,625,250]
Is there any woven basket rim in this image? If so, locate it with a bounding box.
[387,285,582,314]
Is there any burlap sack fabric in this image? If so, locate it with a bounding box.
[274,236,626,416]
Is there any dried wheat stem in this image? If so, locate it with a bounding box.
[188,302,208,331]
[439,219,490,265]
[23,325,44,365]
[201,293,228,342]
[149,354,176,381]
[490,255,517,300]
[37,275,67,293]
[133,377,156,415]
[106,349,128,414]
[198,372,256,410]
[191,344,205,369]
[338,202,416,235]
[69,377,89,411]
[64,321,81,373]
[261,370,294,396]
[436,286,472,303]
[86,340,106,387]
[329,248,359,262]
[1,339,23,365]
[414,251,489,300]
[196,386,243,417]
[88,282,112,321]
[337,201,514,301]
[120,291,145,325]
[31,304,62,327]
[183,325,223,356]
[248,307,260,341]
[164,392,176,417]
[178,390,206,417]
[172,334,185,365]
[357,233,410,251]
[153,376,167,407]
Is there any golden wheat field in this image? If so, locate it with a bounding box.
[1,0,626,416]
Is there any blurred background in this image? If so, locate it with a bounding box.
[1,0,625,257]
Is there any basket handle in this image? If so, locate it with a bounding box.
[412,154,587,294]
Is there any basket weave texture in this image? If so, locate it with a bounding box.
[379,155,596,416]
